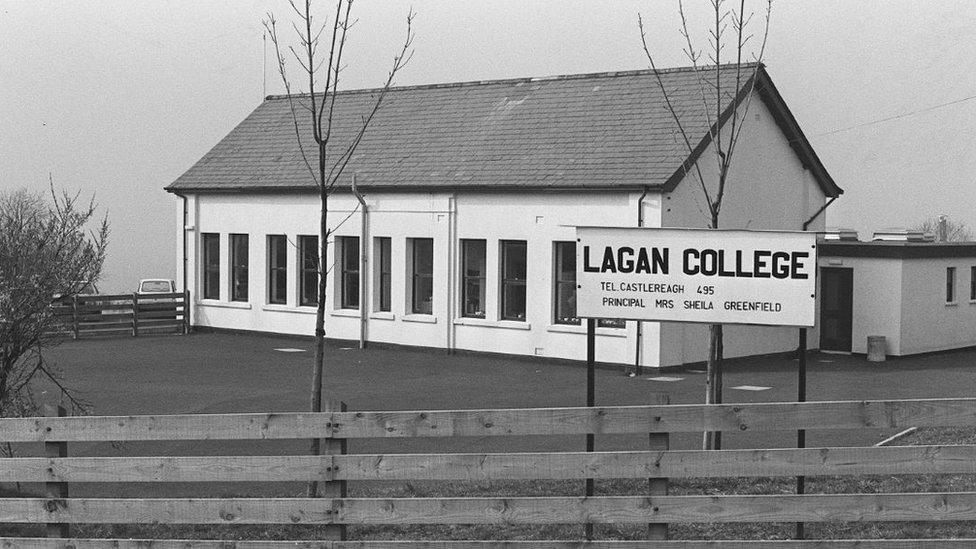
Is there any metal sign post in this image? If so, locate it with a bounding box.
[796,327,808,539]
[584,317,595,541]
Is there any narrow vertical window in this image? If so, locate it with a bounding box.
[461,239,486,318]
[410,238,434,314]
[374,237,391,312]
[299,235,318,306]
[230,234,248,302]
[554,241,578,325]
[268,235,287,305]
[947,267,956,303]
[339,236,360,309]
[201,233,220,300]
[971,266,976,301]
[500,240,527,321]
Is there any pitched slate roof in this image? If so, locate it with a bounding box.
[166,64,841,196]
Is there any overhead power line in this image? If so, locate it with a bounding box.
[814,93,976,137]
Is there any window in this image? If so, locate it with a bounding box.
[947,267,956,303]
[230,234,248,302]
[971,266,976,301]
[338,236,360,309]
[268,235,287,304]
[201,233,220,300]
[461,240,486,318]
[553,241,625,329]
[410,238,434,314]
[299,236,318,306]
[554,241,578,324]
[374,237,391,312]
[500,240,527,321]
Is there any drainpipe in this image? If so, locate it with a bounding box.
[175,192,190,326]
[351,174,368,350]
[445,193,457,354]
[632,186,650,376]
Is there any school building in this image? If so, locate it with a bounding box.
[166,63,848,369]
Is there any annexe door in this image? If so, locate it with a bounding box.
[820,267,853,352]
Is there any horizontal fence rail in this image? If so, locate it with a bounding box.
[5,540,976,549]
[5,398,976,442]
[49,291,189,338]
[3,444,976,483]
[5,494,976,524]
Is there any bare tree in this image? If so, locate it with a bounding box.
[913,215,972,242]
[262,0,415,495]
[639,0,772,449]
[0,186,108,417]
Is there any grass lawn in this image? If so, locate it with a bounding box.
[4,427,976,542]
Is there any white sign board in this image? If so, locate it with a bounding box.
[576,227,817,327]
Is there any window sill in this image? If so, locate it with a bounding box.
[370,311,395,321]
[946,302,959,307]
[262,304,317,314]
[403,314,438,324]
[197,300,251,310]
[454,318,531,331]
[330,309,361,318]
[969,300,976,305]
[546,324,628,338]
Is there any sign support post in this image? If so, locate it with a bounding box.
[796,327,807,539]
[584,317,595,541]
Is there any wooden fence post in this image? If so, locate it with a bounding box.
[132,293,140,337]
[322,400,347,541]
[648,392,670,540]
[71,296,79,340]
[43,404,69,539]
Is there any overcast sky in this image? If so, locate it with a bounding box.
[2,1,974,292]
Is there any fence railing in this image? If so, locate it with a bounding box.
[2,397,976,547]
[50,291,189,338]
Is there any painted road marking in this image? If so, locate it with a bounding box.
[646,376,685,382]
[274,348,306,353]
[731,385,772,391]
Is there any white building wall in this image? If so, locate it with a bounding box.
[659,91,829,367]
[183,190,665,366]
[899,258,976,355]
[817,256,904,355]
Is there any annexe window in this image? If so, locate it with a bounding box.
[971,266,976,301]
[947,267,956,304]
[230,234,248,302]
[500,240,527,321]
[461,239,486,318]
[552,241,625,328]
[268,235,287,305]
[339,236,360,309]
[410,238,434,315]
[554,241,578,324]
[299,235,318,307]
[201,233,220,300]
[375,237,391,312]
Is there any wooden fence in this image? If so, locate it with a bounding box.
[3,397,976,547]
[50,291,189,338]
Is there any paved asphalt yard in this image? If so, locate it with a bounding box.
[40,331,976,455]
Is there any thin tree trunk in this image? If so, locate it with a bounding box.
[309,146,330,497]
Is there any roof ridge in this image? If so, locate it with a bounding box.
[263,62,764,101]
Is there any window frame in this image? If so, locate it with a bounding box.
[947,266,956,304]
[460,239,487,319]
[201,233,220,300]
[500,240,527,321]
[267,235,288,305]
[298,235,319,307]
[553,241,579,325]
[410,238,434,315]
[229,233,248,302]
[374,237,392,312]
[971,266,976,302]
[338,236,360,310]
